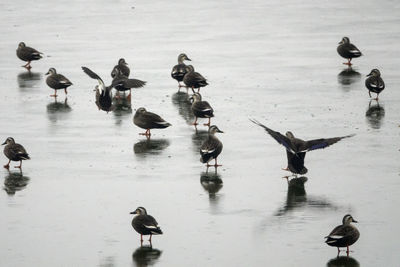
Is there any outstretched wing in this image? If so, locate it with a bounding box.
[303,134,355,152]
[82,66,105,88]
[250,119,295,153]
[124,78,146,88]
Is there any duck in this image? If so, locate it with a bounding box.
[200,125,223,167]
[46,68,73,97]
[16,42,42,69]
[133,107,171,138]
[365,69,385,100]
[82,67,113,112]
[2,137,30,169]
[183,65,208,93]
[250,119,354,175]
[337,37,362,66]
[325,214,360,255]
[171,53,191,89]
[190,93,214,126]
[111,58,130,78]
[130,207,163,245]
[112,68,146,95]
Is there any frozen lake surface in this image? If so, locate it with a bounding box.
[0,0,399,266]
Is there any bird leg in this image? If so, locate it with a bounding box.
[64,88,68,94]
[281,167,290,172]
[375,93,379,101]
[3,160,11,169]
[211,158,222,167]
[14,160,22,169]
[139,129,151,138]
[50,90,58,97]
[149,234,152,242]
[203,118,211,127]
[140,234,143,246]
[22,61,32,69]
[343,59,352,66]
[337,247,340,256]
[368,91,372,98]
[192,117,198,126]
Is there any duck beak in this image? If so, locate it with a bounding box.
[1,141,6,145]
[217,129,224,133]
[129,211,136,215]
[352,219,358,223]
[366,73,372,77]
[187,58,192,61]
[45,71,50,75]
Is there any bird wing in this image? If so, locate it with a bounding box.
[193,101,213,113]
[82,66,105,88]
[200,137,221,155]
[250,119,295,153]
[9,144,30,159]
[302,134,355,152]
[55,74,73,85]
[142,111,170,126]
[348,43,362,56]
[123,78,147,88]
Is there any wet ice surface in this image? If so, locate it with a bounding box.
[1,0,400,266]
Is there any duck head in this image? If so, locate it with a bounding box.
[18,42,26,48]
[135,107,147,114]
[178,53,191,63]
[130,207,147,215]
[342,214,358,225]
[45,68,57,75]
[285,131,295,139]
[2,137,15,145]
[118,58,127,66]
[189,93,202,103]
[367,69,381,77]
[338,37,350,45]
[209,125,224,135]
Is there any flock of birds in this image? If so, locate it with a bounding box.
[3,36,387,254]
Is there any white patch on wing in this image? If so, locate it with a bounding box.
[201,149,215,154]
[329,235,344,239]
[156,121,169,125]
[201,108,212,112]
[370,84,377,87]
[350,50,360,53]
[144,225,158,229]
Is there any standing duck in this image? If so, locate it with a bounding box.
[337,37,362,66]
[200,125,223,167]
[250,119,354,175]
[46,68,73,97]
[365,69,385,100]
[133,107,171,138]
[171,53,191,89]
[190,93,214,126]
[325,214,360,255]
[16,42,42,69]
[183,65,208,93]
[111,58,130,78]
[82,67,113,112]
[130,207,163,245]
[2,137,30,169]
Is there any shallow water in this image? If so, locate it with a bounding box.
[1,0,400,266]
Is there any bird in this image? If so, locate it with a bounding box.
[2,137,30,169]
[325,214,360,255]
[111,68,146,96]
[365,69,385,100]
[133,107,171,138]
[82,67,113,112]
[45,68,73,97]
[130,207,163,245]
[16,42,42,70]
[200,125,223,168]
[337,37,362,66]
[171,53,191,89]
[183,65,208,93]
[111,58,130,78]
[190,93,214,126]
[250,119,355,175]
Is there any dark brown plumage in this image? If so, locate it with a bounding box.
[365,69,385,100]
[183,65,208,92]
[190,93,214,126]
[111,58,130,78]
[325,214,360,255]
[337,37,362,66]
[46,68,73,97]
[200,125,223,167]
[16,42,42,69]
[130,207,163,245]
[133,107,171,138]
[171,53,191,89]
[112,69,146,93]
[250,119,355,175]
[2,137,30,169]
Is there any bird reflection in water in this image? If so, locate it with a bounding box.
[365,100,385,129]
[134,139,170,157]
[200,171,223,201]
[191,128,208,152]
[46,97,72,122]
[275,177,338,216]
[3,170,30,196]
[112,94,132,125]
[171,92,194,124]
[132,246,162,267]
[337,68,361,88]
[326,256,360,267]
[17,70,41,89]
